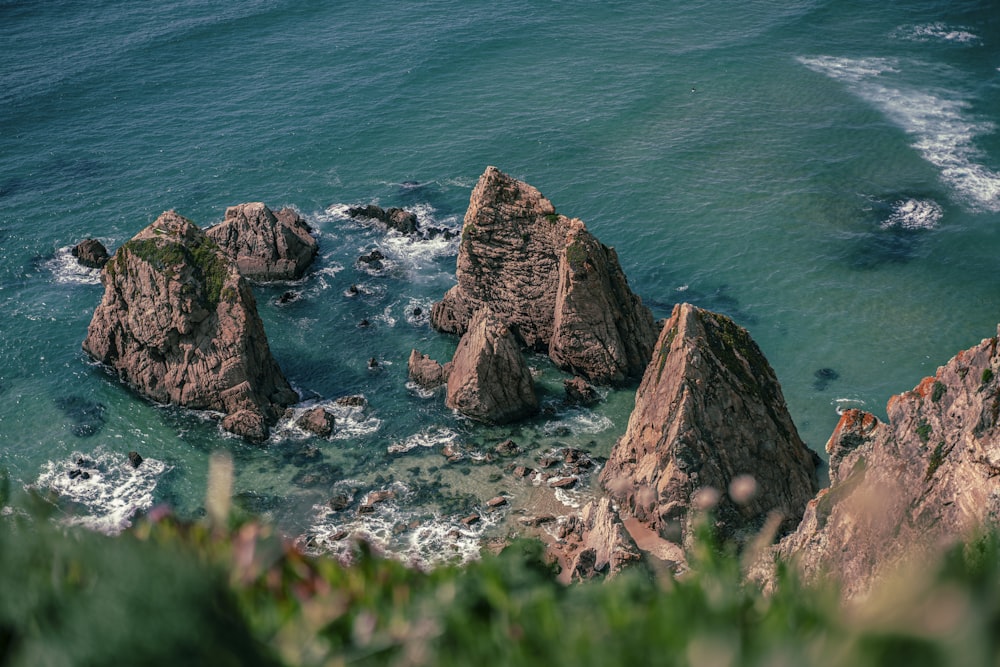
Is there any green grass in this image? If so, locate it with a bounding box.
[122,234,233,306]
[4,479,1000,667]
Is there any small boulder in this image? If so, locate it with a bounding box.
[563,377,599,406]
[296,407,335,437]
[127,451,143,469]
[72,238,110,269]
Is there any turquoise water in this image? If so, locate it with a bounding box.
[2,1,998,562]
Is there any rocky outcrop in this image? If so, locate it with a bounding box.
[564,498,642,581]
[296,407,336,437]
[431,166,657,385]
[600,303,820,549]
[347,204,419,235]
[444,307,538,423]
[82,210,298,442]
[770,327,1000,598]
[407,350,451,389]
[72,238,110,269]
[206,202,317,281]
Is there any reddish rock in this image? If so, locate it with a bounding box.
[549,477,578,489]
[460,514,480,526]
[431,166,657,385]
[494,439,522,457]
[445,306,538,423]
[564,376,599,406]
[565,498,641,581]
[206,202,317,281]
[407,349,451,389]
[486,496,508,508]
[296,407,335,437]
[82,210,297,442]
[769,326,1000,598]
[601,303,820,549]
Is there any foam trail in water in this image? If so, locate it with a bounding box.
[33,447,169,534]
[881,198,943,230]
[46,246,103,285]
[891,23,980,45]
[798,55,1000,212]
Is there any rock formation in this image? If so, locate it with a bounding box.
[296,407,336,438]
[431,166,657,385]
[206,202,317,281]
[444,307,538,423]
[771,326,1000,598]
[347,204,419,235]
[72,238,110,269]
[556,498,642,582]
[600,303,820,549]
[407,350,451,389]
[82,210,298,442]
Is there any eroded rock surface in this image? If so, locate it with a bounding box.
[600,303,820,549]
[407,350,451,389]
[444,307,538,423]
[206,202,317,281]
[431,166,657,384]
[82,210,297,441]
[771,327,1000,598]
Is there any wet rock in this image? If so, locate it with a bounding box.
[367,357,379,370]
[335,395,367,408]
[296,407,335,437]
[127,451,143,469]
[206,203,317,281]
[460,514,480,526]
[327,493,351,511]
[601,303,820,550]
[549,477,578,489]
[357,249,385,270]
[72,238,110,269]
[563,376,600,406]
[82,210,297,442]
[431,166,657,384]
[494,439,522,457]
[519,515,556,527]
[347,204,419,235]
[486,496,508,508]
[407,349,451,389]
[276,291,301,305]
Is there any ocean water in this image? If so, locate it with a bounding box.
[2,0,998,563]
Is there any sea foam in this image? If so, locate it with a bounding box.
[798,55,1000,212]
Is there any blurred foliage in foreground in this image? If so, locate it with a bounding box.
[3,478,1000,666]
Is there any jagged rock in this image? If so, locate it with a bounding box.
[600,303,820,550]
[564,377,599,406]
[72,238,110,269]
[127,451,143,469]
[407,349,451,389]
[566,498,641,581]
[347,204,419,235]
[431,166,657,384]
[769,327,1000,598]
[445,307,538,423]
[82,210,298,442]
[495,439,522,457]
[296,407,335,437]
[206,202,317,281]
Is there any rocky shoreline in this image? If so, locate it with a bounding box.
[76,167,1000,596]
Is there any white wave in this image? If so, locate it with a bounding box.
[404,297,433,326]
[880,198,943,230]
[272,396,381,441]
[300,488,497,567]
[33,447,169,534]
[834,397,867,415]
[387,426,459,454]
[542,409,614,436]
[405,380,439,399]
[46,246,103,285]
[374,304,397,328]
[798,55,1000,212]
[892,23,980,45]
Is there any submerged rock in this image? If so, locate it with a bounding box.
[431,166,657,384]
[601,303,820,549]
[206,202,317,281]
[445,307,538,423]
[72,238,110,269]
[769,326,1000,598]
[82,210,298,442]
[55,396,107,438]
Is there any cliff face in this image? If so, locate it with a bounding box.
[773,327,1000,598]
[600,303,820,548]
[206,202,317,281]
[83,210,298,442]
[431,166,657,385]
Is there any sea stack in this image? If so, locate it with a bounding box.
[431,166,657,385]
[206,202,318,281]
[82,210,298,442]
[770,325,1000,598]
[600,303,820,548]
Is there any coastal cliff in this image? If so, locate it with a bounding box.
[82,210,298,442]
[431,166,657,385]
[769,326,1000,597]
